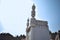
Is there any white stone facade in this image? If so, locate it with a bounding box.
[26,18,50,40]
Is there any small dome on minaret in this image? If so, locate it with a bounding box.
[31,4,36,18]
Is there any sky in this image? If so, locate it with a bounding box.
[33,0,60,33]
[0,0,60,36]
[0,0,33,36]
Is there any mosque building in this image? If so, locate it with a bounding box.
[26,4,50,40]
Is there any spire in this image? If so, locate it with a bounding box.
[31,4,36,18]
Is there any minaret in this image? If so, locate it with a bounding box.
[31,4,36,18]
[30,4,36,27]
[26,18,29,40]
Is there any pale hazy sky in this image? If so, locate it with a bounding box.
[0,0,60,36]
[0,0,34,36]
[34,0,60,33]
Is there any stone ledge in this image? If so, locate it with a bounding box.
[30,19,48,27]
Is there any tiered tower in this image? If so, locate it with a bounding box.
[26,4,50,40]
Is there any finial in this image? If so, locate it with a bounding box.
[27,18,29,22]
[32,4,35,10]
[31,4,36,18]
